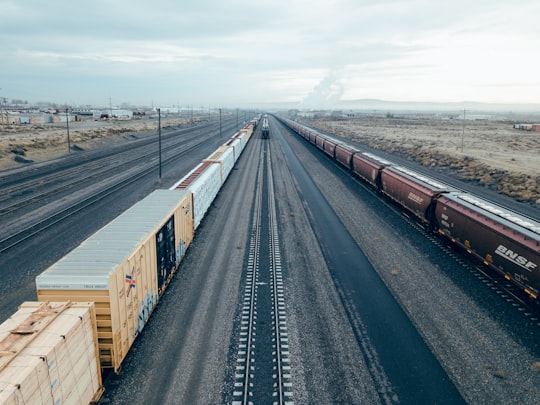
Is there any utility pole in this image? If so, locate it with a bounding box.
[461,109,466,153]
[65,109,71,152]
[157,108,162,180]
[219,108,222,138]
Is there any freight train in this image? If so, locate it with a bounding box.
[261,114,270,139]
[281,117,540,301]
[0,119,258,404]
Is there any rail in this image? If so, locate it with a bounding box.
[0,128,216,254]
[232,138,292,404]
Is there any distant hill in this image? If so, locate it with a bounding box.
[253,99,540,116]
[337,99,540,114]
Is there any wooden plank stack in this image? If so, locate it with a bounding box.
[0,302,102,405]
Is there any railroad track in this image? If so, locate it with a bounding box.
[280,116,540,327]
[232,139,293,405]
[346,163,540,326]
[0,127,219,254]
[0,125,210,216]
[0,121,215,188]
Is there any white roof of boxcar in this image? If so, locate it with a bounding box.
[390,165,451,191]
[448,193,540,238]
[362,152,393,166]
[36,189,188,290]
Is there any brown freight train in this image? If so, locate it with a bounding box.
[281,116,540,300]
[435,193,540,298]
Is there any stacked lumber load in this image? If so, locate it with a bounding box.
[0,302,102,405]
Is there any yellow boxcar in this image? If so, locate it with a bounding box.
[36,190,194,372]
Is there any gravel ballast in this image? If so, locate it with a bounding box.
[281,126,540,404]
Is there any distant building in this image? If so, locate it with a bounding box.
[514,123,535,131]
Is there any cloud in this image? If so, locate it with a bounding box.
[299,70,345,108]
[1,0,540,106]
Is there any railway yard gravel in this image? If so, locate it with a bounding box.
[271,138,382,403]
[0,116,195,170]
[282,128,540,404]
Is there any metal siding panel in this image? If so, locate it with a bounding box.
[380,167,443,220]
[335,145,354,169]
[352,154,385,187]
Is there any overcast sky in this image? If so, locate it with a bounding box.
[1,0,539,108]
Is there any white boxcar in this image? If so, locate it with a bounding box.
[171,161,222,230]
[205,145,236,184]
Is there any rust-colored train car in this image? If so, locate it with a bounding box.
[299,126,310,139]
[352,152,389,188]
[306,131,315,144]
[335,144,356,170]
[314,134,325,151]
[380,166,451,222]
[322,138,337,158]
[435,193,540,299]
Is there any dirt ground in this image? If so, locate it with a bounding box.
[0,116,195,171]
[1,114,539,205]
[309,117,540,205]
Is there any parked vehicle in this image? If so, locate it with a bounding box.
[261,114,270,138]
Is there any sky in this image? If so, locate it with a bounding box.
[1,0,540,109]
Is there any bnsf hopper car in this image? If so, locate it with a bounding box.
[282,117,540,300]
[322,138,337,158]
[435,193,540,298]
[352,152,389,189]
[334,144,356,169]
[380,165,452,223]
[315,134,325,151]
